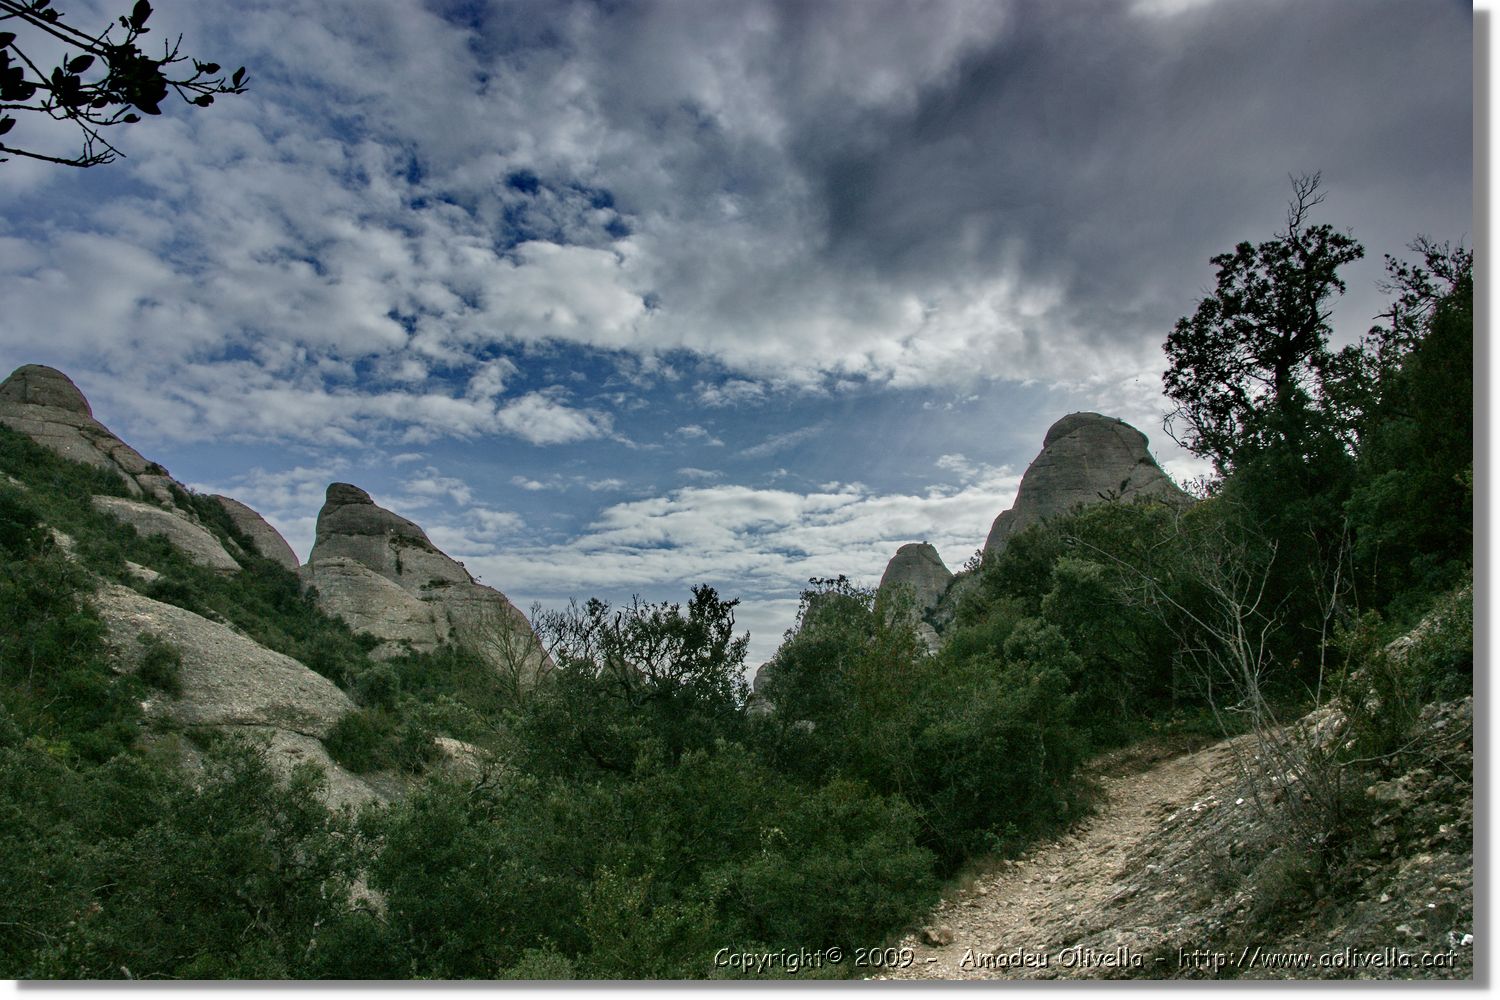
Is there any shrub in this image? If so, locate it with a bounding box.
[324,708,395,774]
[134,634,183,697]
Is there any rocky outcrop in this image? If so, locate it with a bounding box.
[1,364,301,581]
[0,365,181,506]
[431,736,494,780]
[874,544,952,655]
[747,660,778,716]
[96,584,385,810]
[878,542,954,616]
[98,584,351,737]
[211,494,299,571]
[304,483,549,685]
[92,495,241,573]
[984,412,1189,557]
[255,729,388,811]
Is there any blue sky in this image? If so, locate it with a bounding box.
[0,0,1474,665]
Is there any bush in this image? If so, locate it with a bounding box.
[0,737,371,978]
[369,741,937,979]
[134,634,183,697]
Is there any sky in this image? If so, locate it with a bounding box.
[0,0,1474,666]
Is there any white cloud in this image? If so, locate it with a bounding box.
[495,392,612,446]
[740,424,822,459]
[674,424,724,446]
[401,467,476,506]
[2,0,1465,453]
[466,359,520,400]
[934,452,1013,486]
[695,379,768,408]
[463,472,1022,664]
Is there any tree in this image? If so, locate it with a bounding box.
[0,0,245,168]
[508,586,752,778]
[1321,239,1473,453]
[1163,173,1364,473]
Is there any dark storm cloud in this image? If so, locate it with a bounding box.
[792,0,1471,352]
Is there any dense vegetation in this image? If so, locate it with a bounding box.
[0,198,1472,978]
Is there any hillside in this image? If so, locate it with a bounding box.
[884,697,1473,981]
[0,236,1475,983]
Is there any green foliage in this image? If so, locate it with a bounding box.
[1338,584,1473,761]
[353,660,400,709]
[508,587,751,779]
[369,742,936,979]
[133,633,182,696]
[324,702,441,775]
[1163,173,1364,473]
[1345,247,1473,611]
[0,494,142,763]
[0,737,372,978]
[758,575,1093,869]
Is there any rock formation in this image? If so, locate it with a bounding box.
[0,364,182,506]
[877,542,953,615]
[0,364,300,575]
[983,412,1189,557]
[304,483,549,685]
[747,660,778,716]
[96,583,385,809]
[2,364,366,807]
[99,584,351,737]
[92,495,242,572]
[212,495,300,570]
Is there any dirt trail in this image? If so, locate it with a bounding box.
[884,735,1246,980]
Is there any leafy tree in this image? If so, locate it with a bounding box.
[1343,243,1473,610]
[1163,173,1364,473]
[0,0,245,167]
[1322,239,1474,451]
[508,586,751,778]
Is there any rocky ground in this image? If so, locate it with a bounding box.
[882,699,1474,981]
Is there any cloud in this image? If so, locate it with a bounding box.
[494,391,612,446]
[740,424,823,459]
[674,424,725,446]
[463,471,1023,663]
[0,0,1470,667]
[934,452,1014,486]
[695,379,768,408]
[401,467,475,506]
[0,0,1468,452]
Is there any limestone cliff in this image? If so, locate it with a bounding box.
[304,483,550,686]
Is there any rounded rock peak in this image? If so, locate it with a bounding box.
[0,364,93,415]
[324,482,375,507]
[1043,411,1147,449]
[893,541,946,566]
